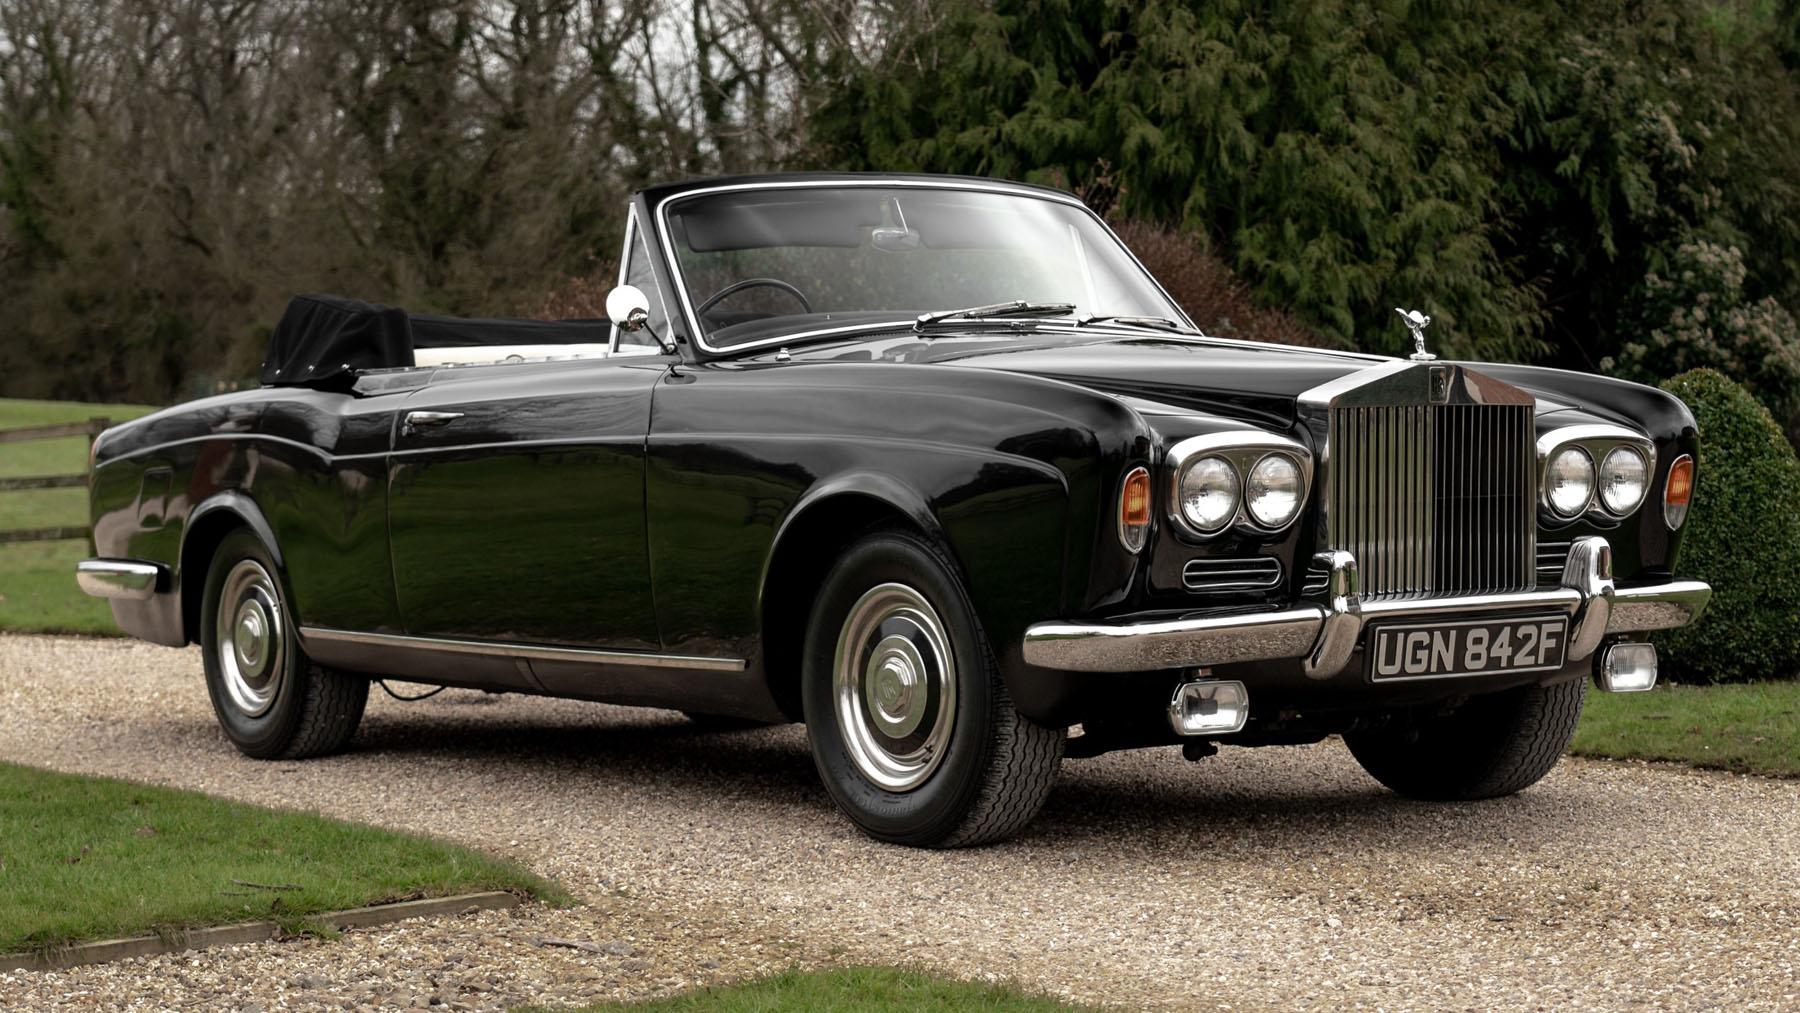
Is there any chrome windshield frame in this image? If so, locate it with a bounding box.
[651,178,1197,357]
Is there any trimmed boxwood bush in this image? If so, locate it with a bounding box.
[1656,369,1800,683]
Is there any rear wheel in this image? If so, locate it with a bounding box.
[200,529,368,759]
[1344,678,1586,800]
[801,531,1062,847]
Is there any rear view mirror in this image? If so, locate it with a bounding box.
[870,226,922,252]
[606,285,651,331]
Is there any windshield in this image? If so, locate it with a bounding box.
[661,185,1183,349]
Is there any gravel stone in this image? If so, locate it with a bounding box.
[2,633,1798,1010]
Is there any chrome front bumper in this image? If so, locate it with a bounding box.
[1022,536,1711,677]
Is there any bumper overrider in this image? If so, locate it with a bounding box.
[1022,535,1710,678]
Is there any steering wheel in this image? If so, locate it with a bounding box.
[695,277,813,318]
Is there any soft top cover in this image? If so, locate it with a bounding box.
[261,294,610,388]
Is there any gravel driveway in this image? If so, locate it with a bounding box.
[2,634,1797,1011]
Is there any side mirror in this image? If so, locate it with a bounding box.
[606,285,651,332]
[605,284,674,355]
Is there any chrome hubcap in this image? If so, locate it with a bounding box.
[834,583,956,792]
[215,560,285,718]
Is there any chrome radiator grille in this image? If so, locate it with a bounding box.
[1328,403,1535,597]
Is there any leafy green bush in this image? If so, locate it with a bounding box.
[1656,369,1800,683]
[1608,241,1800,445]
[810,0,1800,374]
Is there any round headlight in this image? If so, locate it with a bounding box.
[1179,456,1239,532]
[1599,446,1649,515]
[1246,453,1302,528]
[1546,446,1595,518]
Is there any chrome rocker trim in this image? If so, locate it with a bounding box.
[76,558,166,600]
[297,627,749,673]
[1021,535,1711,675]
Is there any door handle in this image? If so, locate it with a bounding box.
[403,410,464,435]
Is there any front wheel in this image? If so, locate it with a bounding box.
[801,531,1062,848]
[1344,678,1586,800]
[200,529,368,759]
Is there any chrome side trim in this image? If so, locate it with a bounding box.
[76,558,165,600]
[297,627,748,672]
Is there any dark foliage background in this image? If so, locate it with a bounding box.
[4,0,1799,431]
[813,0,1800,434]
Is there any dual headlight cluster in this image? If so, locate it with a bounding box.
[1538,421,1684,525]
[1176,452,1304,533]
[1159,434,1312,545]
[1116,435,1310,552]
[1544,444,1648,518]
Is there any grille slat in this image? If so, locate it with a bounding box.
[1183,557,1284,593]
[1329,402,1533,599]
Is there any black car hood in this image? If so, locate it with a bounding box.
[931,336,1387,425]
[772,330,1615,428]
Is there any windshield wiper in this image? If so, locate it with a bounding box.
[1075,313,1203,335]
[913,300,1077,333]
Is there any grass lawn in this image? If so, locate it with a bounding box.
[536,966,1089,1012]
[0,761,567,955]
[0,397,160,635]
[1571,681,1800,778]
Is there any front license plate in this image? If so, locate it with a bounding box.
[1367,615,1569,682]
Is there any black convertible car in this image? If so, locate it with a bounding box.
[80,173,1710,847]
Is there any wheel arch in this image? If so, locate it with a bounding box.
[179,492,284,644]
[756,476,945,718]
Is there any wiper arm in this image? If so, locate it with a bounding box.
[913,300,1077,333]
[1076,313,1204,335]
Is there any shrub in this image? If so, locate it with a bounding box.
[1655,369,1800,683]
[1607,241,1800,446]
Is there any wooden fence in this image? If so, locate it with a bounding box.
[0,419,109,544]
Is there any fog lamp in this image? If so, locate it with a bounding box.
[1167,678,1249,736]
[1597,642,1658,693]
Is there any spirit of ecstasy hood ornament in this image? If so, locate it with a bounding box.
[1395,307,1435,361]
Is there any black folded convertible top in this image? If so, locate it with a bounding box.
[260,294,610,388]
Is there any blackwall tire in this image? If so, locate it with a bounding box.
[1344,677,1586,800]
[800,530,1062,848]
[199,529,368,759]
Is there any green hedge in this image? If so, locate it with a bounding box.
[1657,369,1800,683]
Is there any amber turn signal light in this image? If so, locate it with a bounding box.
[1664,454,1694,530]
[1118,466,1151,552]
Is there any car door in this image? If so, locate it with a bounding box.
[386,356,667,651]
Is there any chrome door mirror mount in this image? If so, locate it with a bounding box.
[606,284,651,332]
[605,284,674,355]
